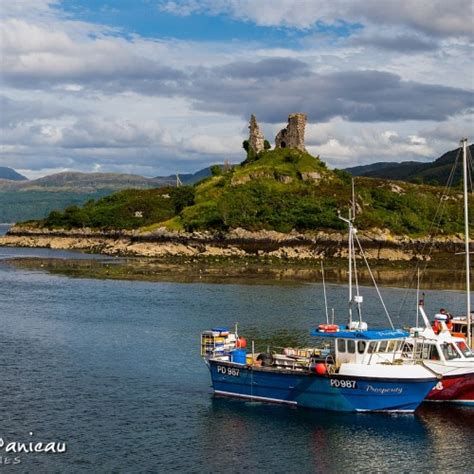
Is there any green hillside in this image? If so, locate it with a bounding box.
[24,148,469,237]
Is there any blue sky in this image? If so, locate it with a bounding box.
[1,0,473,178]
[56,0,362,44]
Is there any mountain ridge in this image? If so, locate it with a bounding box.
[0,167,28,181]
[344,145,474,185]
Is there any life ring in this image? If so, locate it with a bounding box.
[318,324,339,333]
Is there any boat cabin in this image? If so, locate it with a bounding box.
[311,328,409,366]
[405,337,474,362]
[451,319,474,339]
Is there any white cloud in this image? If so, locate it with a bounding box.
[158,0,474,39]
[0,0,472,178]
[185,134,242,155]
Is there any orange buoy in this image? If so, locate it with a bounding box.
[318,324,339,333]
[235,337,247,349]
[314,363,327,375]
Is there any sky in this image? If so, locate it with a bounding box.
[0,0,473,179]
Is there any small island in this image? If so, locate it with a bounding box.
[1,114,470,264]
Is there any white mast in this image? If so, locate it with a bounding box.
[348,210,353,326]
[338,210,354,326]
[321,261,329,324]
[339,180,363,327]
[461,138,471,347]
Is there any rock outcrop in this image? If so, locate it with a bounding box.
[275,113,307,151]
[0,225,464,262]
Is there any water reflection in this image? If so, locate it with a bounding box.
[416,405,474,472]
[202,398,472,473]
[3,254,470,291]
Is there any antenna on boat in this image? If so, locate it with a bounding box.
[351,178,356,219]
[461,138,472,347]
[321,261,329,324]
[338,180,364,328]
[416,267,421,328]
[338,210,354,326]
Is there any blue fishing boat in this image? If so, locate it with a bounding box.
[202,327,438,413]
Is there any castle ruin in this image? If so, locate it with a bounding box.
[247,113,307,154]
[248,114,265,154]
[275,113,307,151]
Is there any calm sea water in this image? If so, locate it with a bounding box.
[0,244,473,472]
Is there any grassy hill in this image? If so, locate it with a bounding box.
[345,144,474,186]
[23,148,469,237]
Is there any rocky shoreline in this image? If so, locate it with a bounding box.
[0,225,465,262]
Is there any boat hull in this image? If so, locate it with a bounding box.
[208,361,437,413]
[425,373,474,405]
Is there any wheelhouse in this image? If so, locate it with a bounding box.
[404,338,474,362]
[311,328,409,365]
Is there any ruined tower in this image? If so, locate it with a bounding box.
[275,113,307,151]
[248,114,265,154]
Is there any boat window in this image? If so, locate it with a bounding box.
[430,346,441,360]
[347,340,356,354]
[452,323,467,334]
[357,341,366,354]
[441,343,459,360]
[387,340,397,352]
[402,342,413,352]
[422,344,440,360]
[367,342,377,354]
[337,339,346,353]
[378,340,388,352]
[456,341,474,358]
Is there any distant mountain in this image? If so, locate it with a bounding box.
[344,145,474,186]
[345,161,418,176]
[155,165,222,185]
[0,171,164,192]
[0,167,27,181]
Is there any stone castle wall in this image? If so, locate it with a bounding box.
[275,113,307,151]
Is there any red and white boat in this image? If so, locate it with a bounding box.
[405,306,474,405]
[405,139,474,405]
